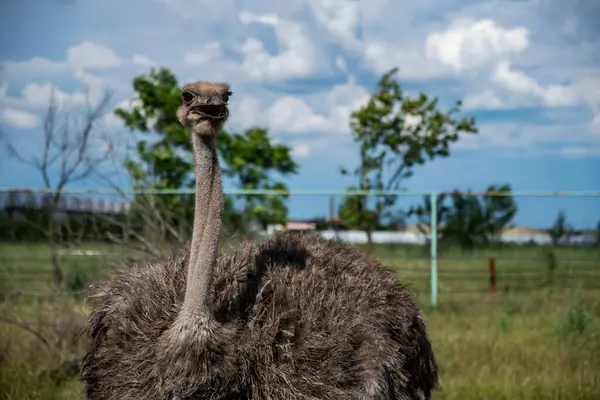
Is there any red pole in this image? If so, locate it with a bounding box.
[489,257,496,294]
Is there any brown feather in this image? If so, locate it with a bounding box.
[81,233,438,399]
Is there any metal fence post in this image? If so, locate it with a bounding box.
[430,192,438,308]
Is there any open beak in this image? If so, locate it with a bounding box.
[191,104,228,120]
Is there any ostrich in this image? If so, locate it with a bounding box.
[81,81,438,399]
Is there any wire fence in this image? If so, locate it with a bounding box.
[1,188,599,306]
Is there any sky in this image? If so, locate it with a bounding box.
[0,0,599,229]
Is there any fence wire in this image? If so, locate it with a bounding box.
[1,188,599,305]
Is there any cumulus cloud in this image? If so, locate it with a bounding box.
[492,62,576,106]
[2,41,141,82]
[307,0,361,49]
[1,57,69,78]
[265,78,369,135]
[183,42,222,66]
[21,82,87,108]
[0,108,39,129]
[291,142,311,158]
[132,54,155,67]
[463,90,506,110]
[362,42,446,79]
[268,96,330,133]
[425,18,529,72]
[228,95,263,129]
[2,0,599,162]
[66,42,122,72]
[457,120,600,152]
[238,11,327,81]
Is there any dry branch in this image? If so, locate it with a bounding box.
[2,87,115,286]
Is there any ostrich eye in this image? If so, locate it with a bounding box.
[181,91,194,104]
[223,91,232,103]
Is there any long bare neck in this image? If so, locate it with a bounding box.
[181,134,223,317]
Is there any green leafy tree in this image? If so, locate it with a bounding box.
[441,184,517,249]
[408,185,518,249]
[339,67,478,250]
[219,127,298,228]
[115,68,298,236]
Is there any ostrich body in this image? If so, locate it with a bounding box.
[81,82,438,400]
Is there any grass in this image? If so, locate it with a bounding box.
[1,240,599,399]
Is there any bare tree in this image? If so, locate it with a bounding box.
[92,134,191,258]
[3,88,114,287]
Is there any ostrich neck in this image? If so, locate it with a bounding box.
[181,133,223,317]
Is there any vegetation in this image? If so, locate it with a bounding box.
[1,89,114,287]
[1,242,599,399]
[2,66,599,399]
[339,67,478,250]
[115,68,298,233]
[548,211,573,245]
[409,184,519,250]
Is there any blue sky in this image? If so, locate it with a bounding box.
[1,0,599,229]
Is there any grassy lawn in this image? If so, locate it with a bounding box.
[1,241,599,399]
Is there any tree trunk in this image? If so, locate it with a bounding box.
[366,229,374,254]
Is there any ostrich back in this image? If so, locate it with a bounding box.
[81,233,438,400]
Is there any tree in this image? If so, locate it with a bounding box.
[339,68,478,251]
[3,89,114,285]
[115,68,298,236]
[219,127,297,228]
[407,193,451,243]
[547,211,572,245]
[407,185,518,249]
[441,184,517,249]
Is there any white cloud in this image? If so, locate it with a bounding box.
[291,142,311,158]
[322,78,370,132]
[21,82,87,108]
[425,18,529,72]
[456,121,600,151]
[66,42,122,72]
[132,54,155,67]
[1,57,69,78]
[463,89,506,110]
[183,42,222,66]
[238,12,325,81]
[0,108,39,129]
[492,61,588,108]
[2,0,598,162]
[362,42,446,79]
[307,0,360,49]
[264,78,369,135]
[228,95,263,128]
[268,96,329,133]
[492,61,542,94]
[558,146,600,158]
[2,41,128,85]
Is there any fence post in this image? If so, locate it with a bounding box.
[430,192,438,309]
[489,257,496,294]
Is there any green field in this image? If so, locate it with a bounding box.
[1,241,599,399]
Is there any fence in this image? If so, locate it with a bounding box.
[1,188,599,307]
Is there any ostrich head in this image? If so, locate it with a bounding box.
[177,81,232,137]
